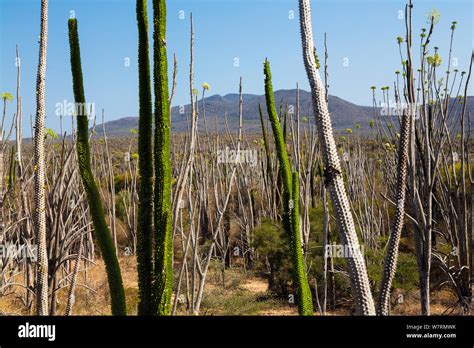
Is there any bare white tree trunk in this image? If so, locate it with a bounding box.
[33,0,49,316]
[65,235,84,315]
[298,0,375,315]
[377,1,414,315]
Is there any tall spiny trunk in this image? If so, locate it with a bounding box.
[152,0,173,315]
[321,183,329,314]
[298,0,375,315]
[136,0,154,316]
[68,18,126,315]
[264,60,313,315]
[33,0,49,316]
[65,235,84,316]
[377,1,414,316]
[8,147,16,192]
[290,171,314,315]
[259,103,273,188]
[377,110,411,315]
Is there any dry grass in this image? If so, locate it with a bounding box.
[391,288,461,316]
[0,256,464,316]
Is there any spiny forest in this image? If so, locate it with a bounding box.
[0,0,472,317]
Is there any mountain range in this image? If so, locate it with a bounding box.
[94,89,473,136]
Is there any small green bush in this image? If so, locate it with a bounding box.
[367,241,419,293]
[254,208,419,309]
[253,219,292,297]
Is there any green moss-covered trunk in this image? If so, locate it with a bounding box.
[258,104,273,187]
[264,60,292,233]
[264,59,313,315]
[8,147,16,191]
[68,18,126,316]
[290,171,314,315]
[152,0,173,316]
[136,0,154,316]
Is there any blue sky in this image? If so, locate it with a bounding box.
[0,0,472,136]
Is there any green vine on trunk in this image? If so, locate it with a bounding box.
[136,0,154,316]
[152,0,173,316]
[263,59,313,315]
[290,171,314,315]
[68,18,127,316]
